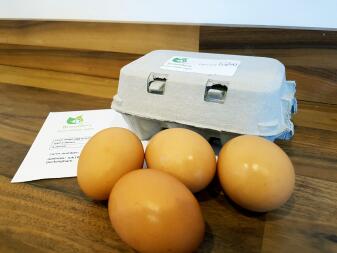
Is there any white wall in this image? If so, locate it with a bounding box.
[0,0,336,30]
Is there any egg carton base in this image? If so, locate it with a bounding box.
[121,113,293,144]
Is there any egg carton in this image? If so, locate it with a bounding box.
[111,50,297,143]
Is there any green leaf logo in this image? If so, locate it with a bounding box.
[67,115,83,125]
[172,57,188,63]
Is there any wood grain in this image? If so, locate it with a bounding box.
[0,176,134,253]
[200,27,337,49]
[276,125,337,183]
[262,176,337,253]
[1,167,336,252]
[0,65,117,98]
[200,27,337,105]
[293,101,337,132]
[2,25,336,106]
[0,21,199,54]
[0,83,111,145]
[0,44,138,79]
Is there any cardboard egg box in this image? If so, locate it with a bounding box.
[111,50,297,143]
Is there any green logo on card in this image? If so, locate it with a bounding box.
[172,57,188,63]
[67,115,83,125]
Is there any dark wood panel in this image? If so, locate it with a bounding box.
[1,172,336,253]
[262,175,337,252]
[2,27,336,105]
[200,27,337,49]
[0,176,134,253]
[200,27,337,105]
[0,64,118,98]
[276,126,337,183]
[293,100,337,132]
[0,83,111,145]
[0,21,199,54]
[0,44,138,79]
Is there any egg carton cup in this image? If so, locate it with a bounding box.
[112,50,297,143]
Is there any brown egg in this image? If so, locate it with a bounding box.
[77,127,144,200]
[145,128,216,193]
[217,135,295,212]
[109,169,205,253]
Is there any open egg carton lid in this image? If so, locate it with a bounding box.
[112,50,297,143]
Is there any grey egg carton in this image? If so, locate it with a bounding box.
[112,50,297,143]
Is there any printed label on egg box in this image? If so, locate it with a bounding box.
[160,56,240,76]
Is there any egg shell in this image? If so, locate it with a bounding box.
[77,127,144,200]
[217,135,295,212]
[145,128,216,193]
[109,169,205,253]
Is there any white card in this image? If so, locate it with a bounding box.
[161,56,240,76]
[12,109,148,183]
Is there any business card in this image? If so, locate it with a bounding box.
[12,109,147,183]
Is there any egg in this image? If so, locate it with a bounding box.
[109,169,205,253]
[217,135,295,212]
[145,128,216,193]
[77,127,144,200]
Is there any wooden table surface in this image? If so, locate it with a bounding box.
[0,82,336,253]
